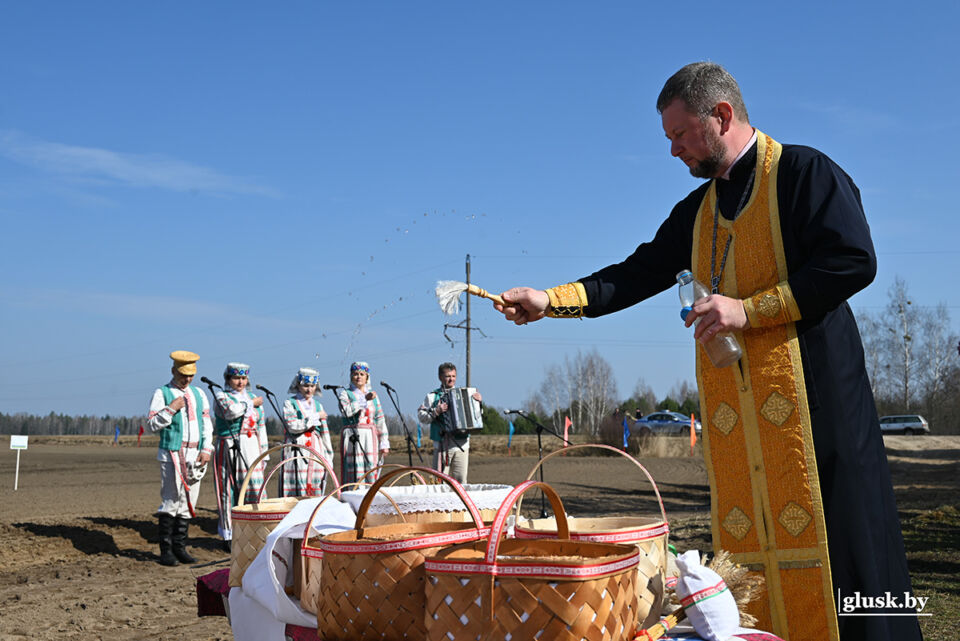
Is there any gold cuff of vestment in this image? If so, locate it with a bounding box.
[743,281,802,328]
[545,282,588,318]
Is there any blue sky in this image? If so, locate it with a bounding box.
[2,2,958,418]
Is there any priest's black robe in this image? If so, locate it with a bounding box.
[575,141,921,641]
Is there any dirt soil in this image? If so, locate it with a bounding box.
[0,435,956,640]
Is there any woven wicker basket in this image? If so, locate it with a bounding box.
[229,444,338,588]
[514,443,670,628]
[317,466,489,641]
[424,480,642,641]
[294,482,406,614]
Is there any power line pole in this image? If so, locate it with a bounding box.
[442,254,486,385]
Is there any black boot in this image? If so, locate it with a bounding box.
[172,516,197,564]
[157,514,179,566]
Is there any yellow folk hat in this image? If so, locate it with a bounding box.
[170,350,200,375]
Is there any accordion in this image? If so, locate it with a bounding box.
[440,387,483,435]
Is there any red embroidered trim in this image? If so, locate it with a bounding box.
[514,522,669,543]
[319,526,489,555]
[680,579,728,606]
[425,549,640,579]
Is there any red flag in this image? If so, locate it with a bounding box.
[690,414,697,455]
[137,424,144,447]
[563,416,571,446]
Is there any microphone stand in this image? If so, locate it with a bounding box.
[258,385,302,497]
[380,383,423,467]
[509,410,570,518]
[204,380,244,500]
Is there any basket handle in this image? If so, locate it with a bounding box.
[484,480,568,564]
[357,463,429,486]
[258,453,338,500]
[354,466,484,538]
[237,444,340,506]
[300,482,407,557]
[519,443,668,527]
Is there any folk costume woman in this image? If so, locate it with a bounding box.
[337,361,389,484]
[211,362,269,549]
[280,367,334,496]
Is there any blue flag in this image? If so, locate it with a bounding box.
[508,421,515,448]
[416,423,422,448]
[622,417,630,449]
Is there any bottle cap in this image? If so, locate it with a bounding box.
[680,306,692,322]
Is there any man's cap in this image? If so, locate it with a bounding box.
[170,350,200,375]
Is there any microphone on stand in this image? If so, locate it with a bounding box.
[322,384,341,391]
[200,376,223,389]
[380,381,396,392]
[255,384,273,395]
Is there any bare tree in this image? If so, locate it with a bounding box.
[531,349,619,436]
[881,277,922,409]
[575,350,618,435]
[534,364,569,433]
[668,380,698,404]
[858,276,960,431]
[631,378,658,416]
[855,311,885,400]
[917,302,958,402]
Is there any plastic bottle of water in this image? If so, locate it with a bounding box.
[676,270,743,368]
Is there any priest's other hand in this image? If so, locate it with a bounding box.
[684,294,750,341]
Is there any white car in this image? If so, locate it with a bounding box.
[878,415,930,435]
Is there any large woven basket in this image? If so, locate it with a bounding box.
[317,466,489,641]
[514,443,670,628]
[229,444,338,588]
[294,482,406,614]
[424,480,642,641]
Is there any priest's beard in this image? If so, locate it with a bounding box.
[689,125,727,179]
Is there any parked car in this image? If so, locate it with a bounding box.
[878,415,930,435]
[633,411,701,436]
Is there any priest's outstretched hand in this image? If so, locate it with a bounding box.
[495,287,550,325]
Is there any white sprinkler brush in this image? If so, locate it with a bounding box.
[435,280,505,315]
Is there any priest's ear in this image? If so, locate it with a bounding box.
[713,101,736,133]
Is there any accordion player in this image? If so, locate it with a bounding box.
[439,387,484,436]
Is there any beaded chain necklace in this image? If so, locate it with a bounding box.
[710,165,756,294]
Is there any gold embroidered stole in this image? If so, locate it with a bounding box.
[692,132,839,641]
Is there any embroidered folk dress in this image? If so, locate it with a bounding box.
[280,394,335,497]
[550,133,918,641]
[148,382,214,518]
[337,385,389,484]
[212,387,269,539]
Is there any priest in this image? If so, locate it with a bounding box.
[495,62,920,641]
